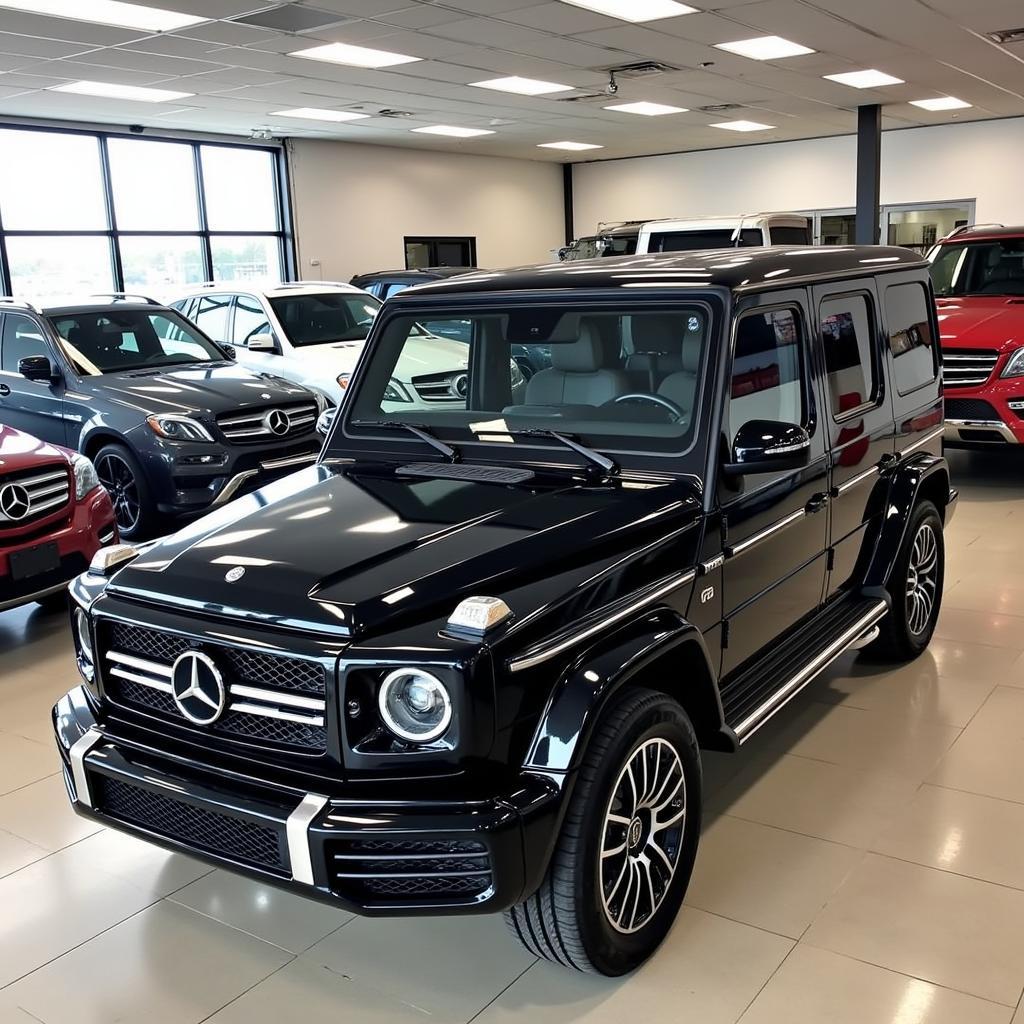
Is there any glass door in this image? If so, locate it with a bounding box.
[884,201,975,254]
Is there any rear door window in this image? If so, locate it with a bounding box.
[819,294,879,418]
[193,294,232,342]
[885,282,938,395]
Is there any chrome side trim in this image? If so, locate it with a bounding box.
[286,793,328,885]
[69,728,103,808]
[835,465,878,495]
[107,650,173,678]
[230,683,325,712]
[260,451,318,471]
[508,570,697,673]
[726,508,805,559]
[211,469,259,507]
[734,600,888,742]
[229,701,325,727]
[901,425,946,455]
[943,420,1017,444]
[700,554,725,575]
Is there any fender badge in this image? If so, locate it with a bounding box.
[225,566,246,583]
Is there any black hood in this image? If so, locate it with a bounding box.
[108,464,701,636]
[81,362,311,418]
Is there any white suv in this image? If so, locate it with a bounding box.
[170,282,491,410]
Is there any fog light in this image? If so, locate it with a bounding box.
[177,453,227,466]
[378,669,452,743]
[74,606,93,663]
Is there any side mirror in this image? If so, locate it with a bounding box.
[18,355,58,384]
[724,419,810,477]
[316,407,336,438]
[246,333,275,352]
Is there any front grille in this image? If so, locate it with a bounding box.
[945,397,1003,422]
[0,464,70,527]
[411,370,468,403]
[328,837,493,903]
[100,621,328,752]
[942,348,1000,388]
[95,775,287,872]
[217,402,318,443]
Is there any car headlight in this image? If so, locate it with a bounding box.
[1001,347,1024,379]
[316,408,336,437]
[383,378,413,403]
[71,453,100,500]
[74,605,93,664]
[146,414,213,443]
[378,668,453,743]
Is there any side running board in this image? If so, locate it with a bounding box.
[720,596,889,744]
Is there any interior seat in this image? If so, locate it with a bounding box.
[626,316,686,392]
[656,339,702,422]
[524,320,630,407]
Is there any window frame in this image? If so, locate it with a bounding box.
[0,122,296,296]
[816,288,883,424]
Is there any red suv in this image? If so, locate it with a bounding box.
[0,424,116,612]
[930,225,1024,446]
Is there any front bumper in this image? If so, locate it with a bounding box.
[53,686,563,915]
[944,385,1024,447]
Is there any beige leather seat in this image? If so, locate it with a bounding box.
[524,320,630,407]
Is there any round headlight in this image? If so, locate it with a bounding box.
[74,606,93,663]
[378,669,452,744]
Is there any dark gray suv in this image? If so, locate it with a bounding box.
[0,295,323,539]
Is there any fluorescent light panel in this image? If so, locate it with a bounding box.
[910,96,972,110]
[412,125,495,137]
[50,80,193,102]
[557,0,696,22]
[290,42,421,69]
[605,101,688,115]
[824,69,904,88]
[710,119,775,132]
[470,76,572,96]
[0,0,206,31]
[271,107,369,122]
[538,141,603,150]
[714,35,814,60]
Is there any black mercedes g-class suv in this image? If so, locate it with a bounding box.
[0,294,324,539]
[54,248,954,976]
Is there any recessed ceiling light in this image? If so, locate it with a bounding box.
[412,125,496,137]
[470,76,572,96]
[0,0,206,31]
[271,107,370,122]
[710,119,775,132]
[50,80,194,102]
[604,101,688,116]
[714,36,814,60]
[910,96,972,111]
[538,141,604,150]
[557,0,696,22]
[290,42,421,69]
[824,69,904,89]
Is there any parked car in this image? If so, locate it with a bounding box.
[56,246,953,978]
[928,224,1024,446]
[0,423,116,612]
[0,295,324,540]
[170,282,519,407]
[559,212,813,261]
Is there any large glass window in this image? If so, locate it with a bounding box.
[0,126,291,302]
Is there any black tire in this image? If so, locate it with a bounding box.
[94,443,157,541]
[868,499,944,661]
[35,588,68,612]
[505,687,702,976]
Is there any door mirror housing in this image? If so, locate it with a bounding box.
[246,333,275,352]
[18,355,59,384]
[724,420,810,477]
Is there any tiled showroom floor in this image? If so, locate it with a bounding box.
[4,448,1024,1023]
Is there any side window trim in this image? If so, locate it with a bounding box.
[816,287,883,424]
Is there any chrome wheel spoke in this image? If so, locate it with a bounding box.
[905,522,939,637]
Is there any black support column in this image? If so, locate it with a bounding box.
[562,163,575,245]
[855,104,882,245]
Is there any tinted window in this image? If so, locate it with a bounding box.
[649,228,764,252]
[929,239,1024,297]
[384,283,410,298]
[729,308,806,434]
[232,296,272,345]
[268,293,380,347]
[193,295,232,342]
[885,283,938,395]
[1,313,47,371]
[820,294,877,418]
[770,225,812,246]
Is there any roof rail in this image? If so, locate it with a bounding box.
[946,223,1004,239]
[275,280,353,289]
[0,296,37,313]
[90,292,161,305]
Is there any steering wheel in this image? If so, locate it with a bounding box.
[606,392,686,423]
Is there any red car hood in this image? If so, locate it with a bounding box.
[936,297,1024,353]
[0,424,71,471]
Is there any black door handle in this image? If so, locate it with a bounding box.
[806,493,830,514]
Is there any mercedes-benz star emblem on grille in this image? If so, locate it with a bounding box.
[452,374,469,399]
[0,482,31,521]
[265,409,291,435]
[170,651,226,725]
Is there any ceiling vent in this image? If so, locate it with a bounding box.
[697,103,743,113]
[232,4,348,33]
[557,92,610,103]
[987,26,1024,43]
[600,60,682,78]
[377,109,415,118]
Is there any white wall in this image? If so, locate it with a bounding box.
[287,139,565,280]
[572,117,1024,235]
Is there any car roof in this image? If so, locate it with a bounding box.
[391,246,926,299]
[39,300,172,316]
[599,213,808,236]
[937,225,1024,243]
[175,281,366,298]
[353,268,480,281]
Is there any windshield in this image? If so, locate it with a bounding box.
[269,293,381,347]
[340,304,714,462]
[929,239,1024,297]
[49,309,225,374]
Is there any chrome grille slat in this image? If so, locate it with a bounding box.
[217,402,319,443]
[943,348,1000,388]
[0,464,70,525]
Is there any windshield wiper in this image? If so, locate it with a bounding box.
[508,428,618,476]
[353,419,460,463]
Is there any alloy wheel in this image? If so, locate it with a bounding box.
[96,453,141,535]
[599,737,686,935]
[906,521,939,636]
